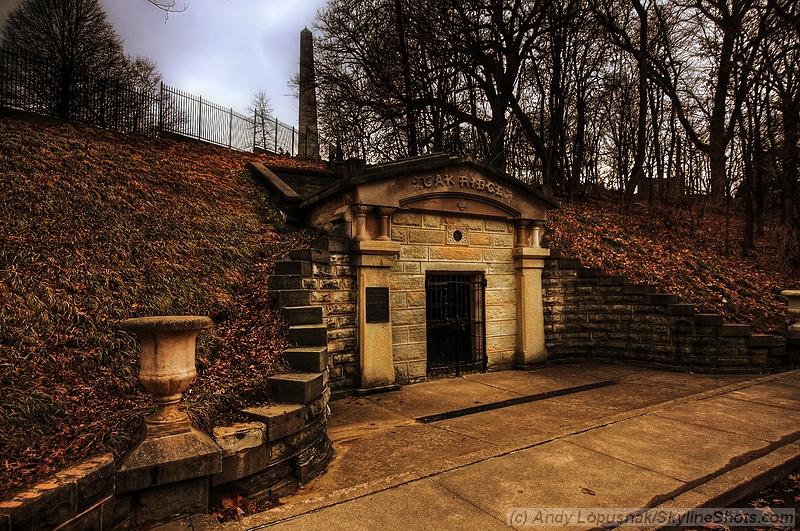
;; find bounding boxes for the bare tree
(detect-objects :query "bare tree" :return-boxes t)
[121,56,163,132]
[314,0,799,271]
[1,0,127,119]
[249,90,274,152]
[145,0,187,14]
[595,0,771,203]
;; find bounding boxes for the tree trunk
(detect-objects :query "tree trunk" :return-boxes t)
[624,0,649,203]
[708,23,737,203]
[571,91,587,200]
[393,0,418,157]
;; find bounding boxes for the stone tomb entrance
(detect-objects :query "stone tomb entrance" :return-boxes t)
[291,154,558,392]
[425,271,486,377]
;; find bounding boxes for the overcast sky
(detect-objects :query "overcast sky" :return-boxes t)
[0,0,327,124]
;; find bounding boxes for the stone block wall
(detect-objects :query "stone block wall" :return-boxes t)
[542,254,787,370]
[389,211,518,383]
[308,239,358,394]
[0,454,117,531]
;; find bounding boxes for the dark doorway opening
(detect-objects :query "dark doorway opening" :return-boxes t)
[425,272,486,377]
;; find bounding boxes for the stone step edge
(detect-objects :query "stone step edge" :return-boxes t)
[281,346,328,373]
[288,248,332,264]
[281,305,324,326]
[267,372,325,405]
[618,439,800,531]
[286,325,328,350]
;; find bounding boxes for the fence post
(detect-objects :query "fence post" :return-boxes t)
[229,107,233,149]
[291,126,295,156]
[274,116,278,153]
[198,95,203,140]
[253,109,257,153]
[159,82,164,134]
[115,81,121,132]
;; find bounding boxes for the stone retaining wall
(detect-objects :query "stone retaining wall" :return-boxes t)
[0,394,332,530]
[542,253,787,370]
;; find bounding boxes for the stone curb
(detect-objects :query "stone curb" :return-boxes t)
[615,439,800,531]
[229,369,800,529]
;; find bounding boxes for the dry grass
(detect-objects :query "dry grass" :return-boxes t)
[0,116,316,497]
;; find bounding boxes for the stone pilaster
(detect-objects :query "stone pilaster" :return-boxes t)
[514,246,550,368]
[352,240,402,392]
[376,207,395,241]
[351,204,371,241]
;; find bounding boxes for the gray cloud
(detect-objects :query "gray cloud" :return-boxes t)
[103,0,328,123]
[1,0,327,124]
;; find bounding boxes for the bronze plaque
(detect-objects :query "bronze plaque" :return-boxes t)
[365,287,390,323]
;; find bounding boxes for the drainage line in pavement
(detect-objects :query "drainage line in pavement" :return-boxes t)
[414,380,619,423]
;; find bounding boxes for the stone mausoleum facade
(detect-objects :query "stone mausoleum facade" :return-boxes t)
[260,154,554,392]
[258,153,789,396]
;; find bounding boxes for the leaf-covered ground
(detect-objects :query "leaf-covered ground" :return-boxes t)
[0,116,318,497]
[730,468,800,531]
[546,199,796,334]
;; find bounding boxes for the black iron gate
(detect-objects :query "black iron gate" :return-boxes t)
[425,273,486,377]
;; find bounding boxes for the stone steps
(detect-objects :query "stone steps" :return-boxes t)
[289,248,331,264]
[310,237,350,254]
[197,238,336,504]
[288,324,328,347]
[270,274,304,290]
[242,403,306,441]
[267,372,324,404]
[262,239,334,407]
[544,253,788,368]
[282,305,323,326]
[277,289,312,307]
[274,260,312,276]
[282,347,328,373]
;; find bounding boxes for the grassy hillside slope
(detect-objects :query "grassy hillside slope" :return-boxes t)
[547,200,795,334]
[0,117,315,496]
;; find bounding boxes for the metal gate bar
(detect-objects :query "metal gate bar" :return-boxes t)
[425,273,486,377]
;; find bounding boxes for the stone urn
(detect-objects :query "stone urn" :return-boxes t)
[782,290,800,363]
[120,315,212,437]
[117,315,220,504]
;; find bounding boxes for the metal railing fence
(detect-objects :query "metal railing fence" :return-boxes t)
[0,47,319,157]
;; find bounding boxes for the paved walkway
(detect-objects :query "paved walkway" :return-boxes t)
[205,364,800,530]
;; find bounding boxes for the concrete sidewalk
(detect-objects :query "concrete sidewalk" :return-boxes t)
[208,365,800,530]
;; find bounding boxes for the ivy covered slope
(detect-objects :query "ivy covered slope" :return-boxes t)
[547,200,794,334]
[0,116,316,497]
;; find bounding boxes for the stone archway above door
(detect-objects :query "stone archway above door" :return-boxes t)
[297,155,556,237]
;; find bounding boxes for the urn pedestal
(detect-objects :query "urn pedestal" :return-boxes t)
[116,316,221,522]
